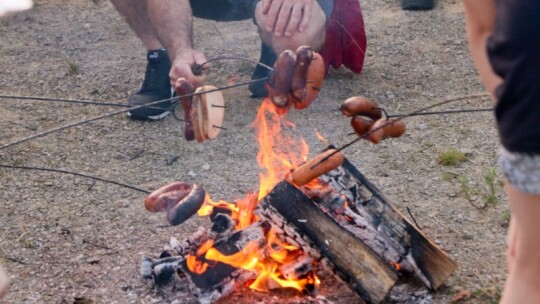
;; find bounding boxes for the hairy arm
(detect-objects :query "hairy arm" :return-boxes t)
[146,0,206,87]
[463,0,502,99]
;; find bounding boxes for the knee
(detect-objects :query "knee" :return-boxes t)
[254,1,327,54]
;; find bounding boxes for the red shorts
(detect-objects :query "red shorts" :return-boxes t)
[321,0,367,74]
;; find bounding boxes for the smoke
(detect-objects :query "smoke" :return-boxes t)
[0,0,33,18]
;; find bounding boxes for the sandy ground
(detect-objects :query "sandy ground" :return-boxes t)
[0,0,507,303]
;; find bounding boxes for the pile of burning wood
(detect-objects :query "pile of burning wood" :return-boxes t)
[140,110,455,303]
[139,46,455,303]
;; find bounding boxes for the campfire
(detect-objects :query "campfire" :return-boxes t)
[141,97,456,303]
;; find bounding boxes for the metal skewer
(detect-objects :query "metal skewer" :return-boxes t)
[0,77,268,151]
[310,93,491,170]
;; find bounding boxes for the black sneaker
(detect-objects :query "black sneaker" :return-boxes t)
[402,0,435,10]
[128,49,173,120]
[249,43,277,98]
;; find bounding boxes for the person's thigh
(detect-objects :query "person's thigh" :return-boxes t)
[190,0,333,23]
[500,183,540,304]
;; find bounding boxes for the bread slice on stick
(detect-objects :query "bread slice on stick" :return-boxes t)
[190,95,205,143]
[197,85,225,140]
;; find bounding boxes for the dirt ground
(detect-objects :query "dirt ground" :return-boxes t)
[0,0,508,303]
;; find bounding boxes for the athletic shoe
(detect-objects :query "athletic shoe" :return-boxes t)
[249,43,277,98]
[402,0,435,10]
[128,49,173,120]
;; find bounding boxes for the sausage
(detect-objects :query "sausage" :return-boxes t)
[351,115,375,136]
[290,149,345,187]
[174,78,196,141]
[340,96,383,120]
[144,182,206,226]
[290,46,313,102]
[366,118,406,144]
[166,184,206,226]
[293,52,325,110]
[266,50,296,108]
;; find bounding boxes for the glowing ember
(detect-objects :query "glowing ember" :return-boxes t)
[189,98,320,293]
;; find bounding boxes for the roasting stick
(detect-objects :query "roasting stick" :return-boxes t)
[0,77,268,151]
[310,93,491,170]
[0,95,132,107]
[386,107,493,118]
[0,164,151,193]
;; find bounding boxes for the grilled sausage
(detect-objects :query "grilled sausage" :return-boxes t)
[144,182,206,226]
[351,115,375,136]
[340,96,382,120]
[290,46,313,102]
[174,78,196,141]
[290,149,345,187]
[267,50,296,108]
[293,52,325,110]
[367,118,406,144]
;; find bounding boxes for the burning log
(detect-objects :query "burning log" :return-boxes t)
[256,153,457,303]
[258,182,397,303]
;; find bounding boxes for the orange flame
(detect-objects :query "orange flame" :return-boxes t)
[190,98,319,293]
[253,99,309,200]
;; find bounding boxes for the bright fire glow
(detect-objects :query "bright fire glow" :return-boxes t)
[188,98,320,293]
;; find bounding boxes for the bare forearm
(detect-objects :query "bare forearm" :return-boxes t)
[147,0,193,59]
[463,0,502,100]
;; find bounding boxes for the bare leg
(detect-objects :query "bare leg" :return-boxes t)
[500,183,540,304]
[109,0,163,50]
[0,265,8,299]
[506,216,517,273]
[254,1,327,54]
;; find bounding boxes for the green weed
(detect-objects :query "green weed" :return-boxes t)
[437,149,468,166]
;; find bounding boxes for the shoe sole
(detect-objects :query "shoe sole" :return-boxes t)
[126,87,174,121]
[127,110,171,121]
[402,0,435,10]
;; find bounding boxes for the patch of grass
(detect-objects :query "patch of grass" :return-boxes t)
[423,142,435,149]
[442,171,456,182]
[483,167,499,206]
[469,286,502,304]
[67,62,81,76]
[458,175,472,201]
[437,149,468,166]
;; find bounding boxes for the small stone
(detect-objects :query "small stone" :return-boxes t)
[87,257,100,264]
[202,163,210,171]
[188,171,197,177]
[462,233,474,240]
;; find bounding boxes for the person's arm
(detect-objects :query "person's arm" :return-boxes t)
[262,0,316,37]
[146,0,207,87]
[463,0,502,99]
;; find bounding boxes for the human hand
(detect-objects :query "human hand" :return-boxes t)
[261,0,315,37]
[169,49,208,88]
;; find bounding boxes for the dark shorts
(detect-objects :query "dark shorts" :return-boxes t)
[189,0,333,22]
[487,1,540,154]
